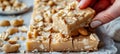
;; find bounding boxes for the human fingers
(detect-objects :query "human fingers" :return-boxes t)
[78,0,92,9]
[90,0,120,28]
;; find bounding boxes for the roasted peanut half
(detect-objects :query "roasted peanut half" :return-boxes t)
[8,37,18,44]
[6,27,19,35]
[0,20,10,26]
[78,27,88,36]
[8,39,17,44]
[18,26,27,32]
[2,44,20,53]
[10,18,24,27]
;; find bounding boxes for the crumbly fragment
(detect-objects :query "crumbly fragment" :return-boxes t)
[4,5,12,12]
[6,27,19,35]
[20,3,27,10]
[20,36,26,41]
[13,1,22,8]
[0,32,9,41]
[13,36,19,40]
[43,23,52,31]
[20,50,25,54]
[2,44,20,53]
[0,7,2,11]
[18,26,28,32]
[0,20,10,26]
[10,18,24,27]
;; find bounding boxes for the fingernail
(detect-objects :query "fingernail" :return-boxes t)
[90,21,102,28]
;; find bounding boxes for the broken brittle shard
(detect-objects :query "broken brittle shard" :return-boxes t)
[26,0,100,52]
[52,2,95,36]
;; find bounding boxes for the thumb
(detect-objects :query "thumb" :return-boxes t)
[90,0,120,28]
[78,0,92,9]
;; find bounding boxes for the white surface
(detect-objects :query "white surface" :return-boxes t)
[102,17,120,54]
[0,0,119,54]
[103,17,120,41]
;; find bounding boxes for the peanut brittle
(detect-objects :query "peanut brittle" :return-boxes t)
[26,0,99,52]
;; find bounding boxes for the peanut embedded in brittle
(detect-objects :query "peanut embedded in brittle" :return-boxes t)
[78,27,88,36]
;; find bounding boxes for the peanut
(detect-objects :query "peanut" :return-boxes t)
[78,27,88,36]
[2,44,20,53]
[6,27,19,35]
[8,39,17,44]
[8,37,18,44]
[0,32,9,41]
[10,18,24,27]
[0,20,10,26]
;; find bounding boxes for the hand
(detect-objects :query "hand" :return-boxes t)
[77,0,120,28]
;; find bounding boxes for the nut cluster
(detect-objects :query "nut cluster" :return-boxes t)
[0,0,27,12]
